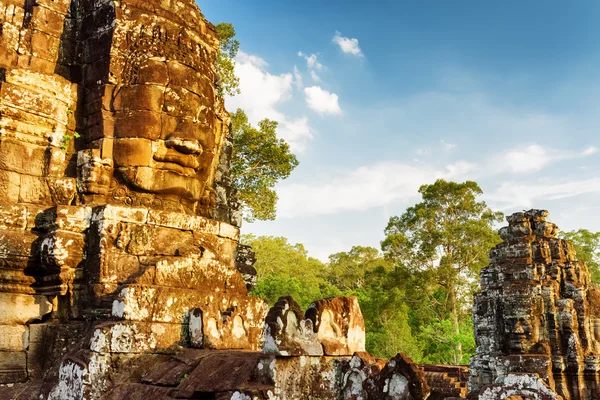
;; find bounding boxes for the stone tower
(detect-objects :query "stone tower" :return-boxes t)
[470,209,600,400]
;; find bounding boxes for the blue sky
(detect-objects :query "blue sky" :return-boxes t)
[198,1,600,260]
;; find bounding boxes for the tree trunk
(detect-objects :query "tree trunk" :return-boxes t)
[448,284,462,364]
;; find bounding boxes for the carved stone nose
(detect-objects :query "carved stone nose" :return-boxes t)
[165,138,203,155]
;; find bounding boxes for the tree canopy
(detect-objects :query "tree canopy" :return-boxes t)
[381,179,503,364]
[243,235,341,309]
[214,24,299,222]
[560,229,600,283]
[230,109,299,222]
[215,22,240,97]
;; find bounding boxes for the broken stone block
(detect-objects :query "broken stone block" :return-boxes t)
[365,353,430,400]
[478,373,563,400]
[0,293,52,325]
[305,296,366,356]
[339,352,385,400]
[263,296,322,356]
[89,322,184,354]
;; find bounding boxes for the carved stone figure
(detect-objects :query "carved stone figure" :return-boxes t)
[470,209,600,400]
[0,1,261,396]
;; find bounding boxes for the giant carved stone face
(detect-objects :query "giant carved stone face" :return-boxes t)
[113,56,216,207]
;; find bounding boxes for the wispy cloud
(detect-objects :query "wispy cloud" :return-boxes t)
[298,51,324,70]
[278,117,314,153]
[277,162,442,218]
[486,178,600,210]
[275,142,598,218]
[583,146,598,155]
[293,65,303,89]
[441,140,456,151]
[304,86,342,115]
[488,144,595,175]
[332,31,364,57]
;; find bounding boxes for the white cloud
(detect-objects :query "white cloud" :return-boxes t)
[277,162,440,218]
[304,86,342,115]
[225,50,315,153]
[279,117,314,153]
[310,70,321,82]
[226,51,293,123]
[489,144,596,175]
[441,140,456,151]
[445,161,477,176]
[332,31,364,57]
[583,146,598,155]
[293,66,303,89]
[235,52,269,69]
[416,147,432,156]
[273,141,598,218]
[298,52,324,70]
[486,178,600,210]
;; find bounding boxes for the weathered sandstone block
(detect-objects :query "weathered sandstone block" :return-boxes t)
[263,296,323,356]
[305,296,366,356]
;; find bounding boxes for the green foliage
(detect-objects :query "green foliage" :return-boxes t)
[244,235,340,309]
[245,180,505,365]
[231,109,299,222]
[420,318,475,365]
[559,229,600,283]
[213,24,298,221]
[326,246,393,292]
[60,131,80,152]
[215,22,240,97]
[355,266,422,361]
[381,179,503,364]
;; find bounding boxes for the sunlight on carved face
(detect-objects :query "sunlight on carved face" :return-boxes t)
[113,57,215,202]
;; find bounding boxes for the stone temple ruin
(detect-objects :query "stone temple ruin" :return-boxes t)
[470,210,600,400]
[0,0,598,399]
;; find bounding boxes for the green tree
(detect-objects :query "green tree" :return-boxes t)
[560,229,600,283]
[355,265,423,361]
[215,22,240,96]
[381,179,503,364]
[243,235,340,309]
[231,109,299,222]
[326,246,392,292]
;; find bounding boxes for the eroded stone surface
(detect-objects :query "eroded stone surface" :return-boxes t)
[470,209,598,399]
[263,296,323,356]
[305,296,366,356]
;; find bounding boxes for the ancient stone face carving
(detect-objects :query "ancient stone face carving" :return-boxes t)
[112,53,216,209]
[98,6,222,215]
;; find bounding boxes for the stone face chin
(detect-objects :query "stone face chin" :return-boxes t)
[117,166,204,201]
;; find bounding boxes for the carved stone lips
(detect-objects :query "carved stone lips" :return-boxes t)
[153,150,200,176]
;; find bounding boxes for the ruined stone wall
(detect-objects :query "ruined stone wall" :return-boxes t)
[470,209,600,400]
[0,0,251,393]
[0,0,79,207]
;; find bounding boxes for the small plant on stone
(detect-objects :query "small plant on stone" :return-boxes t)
[60,131,80,152]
